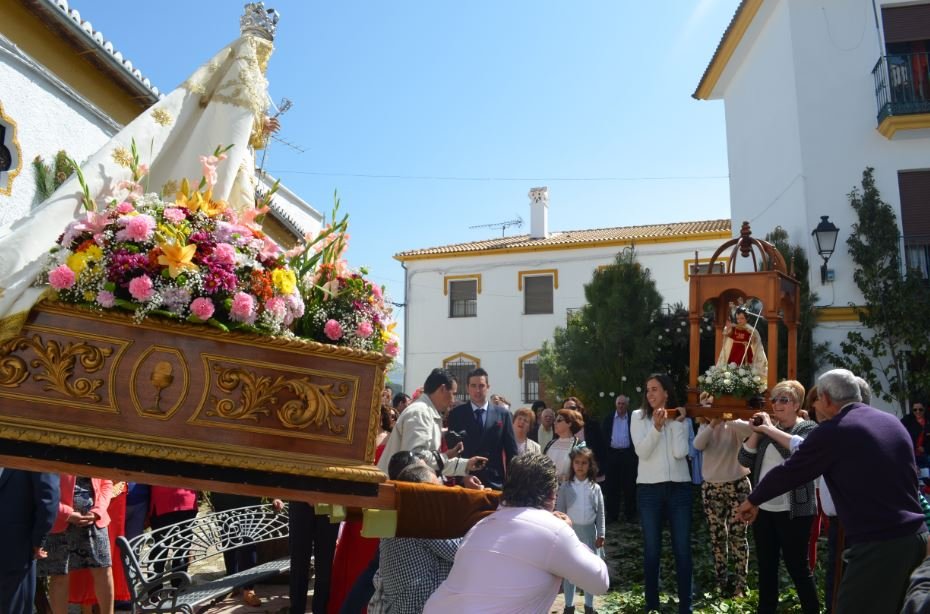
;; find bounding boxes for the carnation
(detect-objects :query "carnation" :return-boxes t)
[163,208,187,223]
[128,275,155,301]
[49,264,76,290]
[229,292,256,323]
[116,214,156,242]
[356,321,374,338]
[324,319,343,340]
[96,290,116,308]
[190,297,215,321]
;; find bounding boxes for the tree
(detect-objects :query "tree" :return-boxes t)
[825,168,930,413]
[538,249,663,416]
[764,226,826,390]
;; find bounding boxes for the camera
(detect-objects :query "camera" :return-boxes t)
[445,429,467,449]
[752,414,765,426]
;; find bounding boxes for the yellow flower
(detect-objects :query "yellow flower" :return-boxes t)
[157,241,198,278]
[272,268,296,295]
[175,187,226,217]
[381,321,397,343]
[84,291,96,301]
[84,245,103,261]
[67,252,89,274]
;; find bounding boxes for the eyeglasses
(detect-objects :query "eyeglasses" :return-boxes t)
[916,407,926,413]
[772,397,793,405]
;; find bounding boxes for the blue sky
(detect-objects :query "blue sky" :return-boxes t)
[84,0,739,344]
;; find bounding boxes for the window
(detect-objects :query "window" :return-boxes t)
[520,352,541,403]
[0,103,21,196]
[898,170,930,278]
[449,279,477,317]
[517,269,557,315]
[684,257,728,281]
[442,353,480,404]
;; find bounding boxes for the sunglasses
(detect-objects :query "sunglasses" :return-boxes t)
[772,397,793,405]
[916,407,926,412]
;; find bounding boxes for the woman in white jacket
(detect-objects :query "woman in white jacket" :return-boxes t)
[631,373,693,614]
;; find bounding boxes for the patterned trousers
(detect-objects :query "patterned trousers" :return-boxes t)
[701,477,751,593]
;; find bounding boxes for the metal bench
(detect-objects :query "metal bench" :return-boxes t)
[116,503,291,613]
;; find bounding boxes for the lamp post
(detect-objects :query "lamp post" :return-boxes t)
[811,215,839,284]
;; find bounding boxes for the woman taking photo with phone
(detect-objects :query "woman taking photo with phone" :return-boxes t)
[631,374,692,614]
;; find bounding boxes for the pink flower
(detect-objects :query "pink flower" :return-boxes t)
[116,201,135,214]
[371,284,383,299]
[264,296,287,321]
[384,341,399,357]
[324,319,343,341]
[229,292,256,323]
[260,235,281,260]
[163,208,186,223]
[190,297,215,320]
[199,153,228,189]
[137,163,150,177]
[212,243,237,267]
[48,264,76,290]
[117,214,156,242]
[356,321,374,338]
[128,275,155,301]
[96,290,115,308]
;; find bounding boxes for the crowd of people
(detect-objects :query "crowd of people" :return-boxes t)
[4,365,930,614]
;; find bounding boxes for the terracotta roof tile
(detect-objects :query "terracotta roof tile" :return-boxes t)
[395,218,731,260]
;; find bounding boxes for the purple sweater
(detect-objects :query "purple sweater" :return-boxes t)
[748,403,925,545]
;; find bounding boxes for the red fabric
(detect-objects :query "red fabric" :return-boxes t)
[52,475,114,533]
[327,442,387,614]
[149,486,197,516]
[808,490,823,571]
[68,489,130,604]
[726,326,754,366]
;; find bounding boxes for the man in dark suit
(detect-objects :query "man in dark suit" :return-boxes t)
[0,468,59,614]
[602,394,638,522]
[448,368,518,490]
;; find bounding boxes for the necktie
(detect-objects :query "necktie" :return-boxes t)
[475,407,485,430]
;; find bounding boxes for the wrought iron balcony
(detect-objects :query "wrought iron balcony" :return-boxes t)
[872,53,930,125]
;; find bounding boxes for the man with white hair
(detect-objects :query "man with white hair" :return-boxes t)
[736,368,927,614]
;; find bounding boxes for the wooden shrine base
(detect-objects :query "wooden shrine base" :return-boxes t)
[0,439,396,511]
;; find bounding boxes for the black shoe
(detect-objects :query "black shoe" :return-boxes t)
[563,608,575,614]
[584,607,597,614]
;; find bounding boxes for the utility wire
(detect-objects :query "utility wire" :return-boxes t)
[267,169,729,183]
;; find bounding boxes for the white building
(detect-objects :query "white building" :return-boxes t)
[0,0,320,242]
[694,0,930,410]
[395,187,730,407]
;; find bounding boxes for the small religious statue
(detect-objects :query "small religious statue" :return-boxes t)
[716,304,768,378]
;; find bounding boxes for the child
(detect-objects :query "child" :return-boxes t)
[555,447,606,614]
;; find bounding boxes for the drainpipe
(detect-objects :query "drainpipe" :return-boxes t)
[401,260,409,393]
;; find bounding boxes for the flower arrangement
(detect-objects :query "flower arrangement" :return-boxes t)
[288,197,398,356]
[39,142,397,357]
[41,142,304,337]
[697,363,767,399]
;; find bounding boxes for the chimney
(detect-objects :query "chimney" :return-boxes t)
[528,186,549,239]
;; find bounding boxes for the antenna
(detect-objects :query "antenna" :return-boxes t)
[258,97,304,174]
[469,216,523,237]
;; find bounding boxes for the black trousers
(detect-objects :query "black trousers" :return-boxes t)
[837,530,927,614]
[752,510,819,614]
[289,502,339,614]
[604,447,637,521]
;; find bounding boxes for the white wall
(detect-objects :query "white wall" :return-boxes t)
[0,41,117,227]
[713,0,930,411]
[403,236,726,406]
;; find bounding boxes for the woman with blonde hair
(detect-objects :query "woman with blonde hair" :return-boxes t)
[738,380,819,614]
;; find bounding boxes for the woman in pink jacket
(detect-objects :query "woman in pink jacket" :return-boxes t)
[148,486,199,578]
[38,475,114,614]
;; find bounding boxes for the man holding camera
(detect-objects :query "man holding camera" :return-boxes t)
[377,368,487,479]
[448,368,518,490]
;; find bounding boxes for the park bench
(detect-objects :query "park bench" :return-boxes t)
[116,503,291,613]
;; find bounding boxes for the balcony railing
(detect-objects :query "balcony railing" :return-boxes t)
[873,53,930,123]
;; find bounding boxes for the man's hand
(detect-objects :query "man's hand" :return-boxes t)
[34,547,48,560]
[466,456,488,472]
[735,499,759,524]
[552,510,573,527]
[595,536,605,549]
[710,418,722,429]
[447,442,464,459]
[462,475,484,490]
[67,511,95,527]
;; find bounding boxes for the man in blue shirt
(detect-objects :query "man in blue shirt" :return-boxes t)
[601,394,638,523]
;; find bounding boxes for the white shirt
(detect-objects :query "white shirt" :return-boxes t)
[630,409,691,484]
[757,444,791,512]
[546,438,575,481]
[423,506,609,614]
[376,396,468,477]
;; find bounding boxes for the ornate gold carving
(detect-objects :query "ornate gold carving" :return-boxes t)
[0,334,112,401]
[150,361,174,412]
[209,366,348,432]
[0,101,23,197]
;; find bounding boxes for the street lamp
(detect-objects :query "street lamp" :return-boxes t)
[811,215,839,284]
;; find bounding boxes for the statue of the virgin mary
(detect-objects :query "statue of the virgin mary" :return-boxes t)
[716,305,768,378]
[0,3,279,342]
